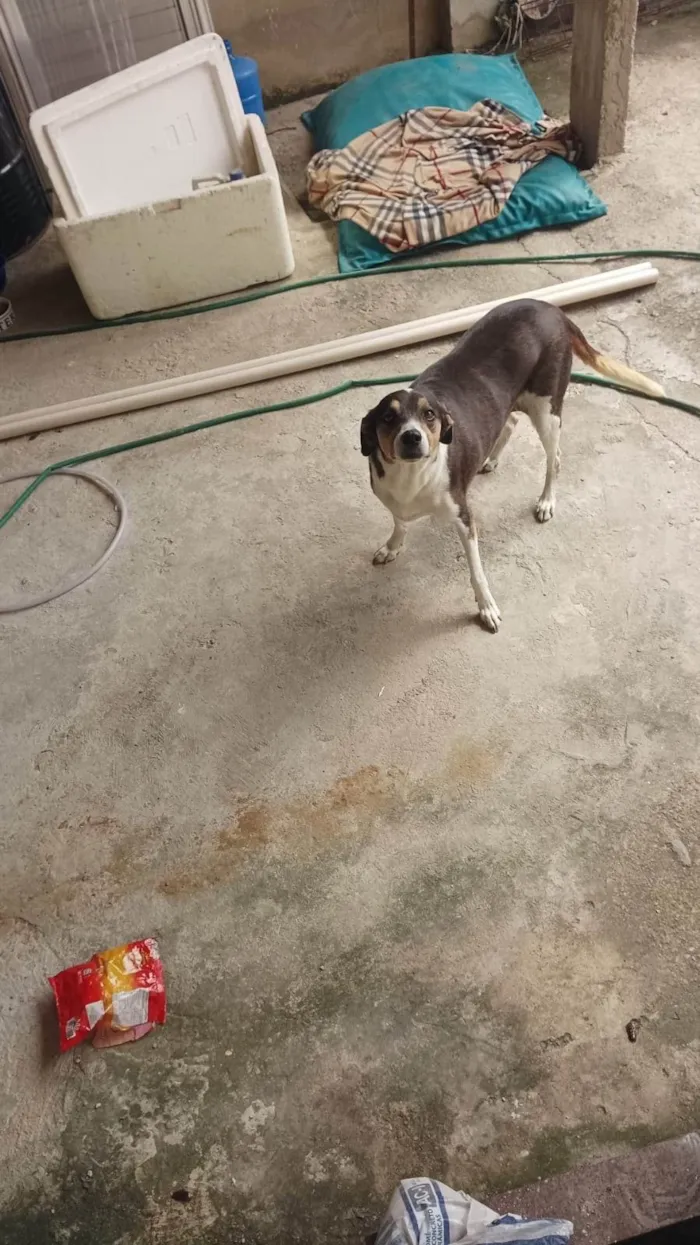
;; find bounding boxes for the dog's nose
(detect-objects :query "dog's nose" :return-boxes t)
[400,428,422,447]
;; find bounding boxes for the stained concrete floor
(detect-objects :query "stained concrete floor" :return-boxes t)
[1,14,700,1245]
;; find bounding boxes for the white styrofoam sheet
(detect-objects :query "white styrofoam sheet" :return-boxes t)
[30,33,247,220]
[56,115,295,319]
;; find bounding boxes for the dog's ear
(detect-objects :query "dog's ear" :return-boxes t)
[360,408,378,457]
[360,401,384,456]
[438,405,454,444]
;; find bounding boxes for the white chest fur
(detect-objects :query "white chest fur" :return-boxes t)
[371,444,457,523]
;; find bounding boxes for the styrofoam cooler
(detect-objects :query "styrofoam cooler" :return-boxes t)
[29,34,294,317]
[55,114,294,319]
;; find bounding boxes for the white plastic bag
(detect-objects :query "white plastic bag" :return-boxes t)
[376,1179,573,1245]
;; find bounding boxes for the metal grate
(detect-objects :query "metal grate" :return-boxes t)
[495,0,699,55]
[0,0,190,107]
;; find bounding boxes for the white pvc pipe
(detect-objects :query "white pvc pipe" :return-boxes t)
[0,263,659,442]
[15,264,656,408]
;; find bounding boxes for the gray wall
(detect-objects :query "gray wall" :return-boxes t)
[209,0,691,103]
[449,0,499,50]
[209,0,449,101]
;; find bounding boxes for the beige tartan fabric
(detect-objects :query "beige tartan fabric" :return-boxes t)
[307,100,579,253]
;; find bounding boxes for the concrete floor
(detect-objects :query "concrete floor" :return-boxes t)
[1,15,700,1244]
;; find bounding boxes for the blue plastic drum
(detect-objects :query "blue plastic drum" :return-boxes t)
[224,40,265,126]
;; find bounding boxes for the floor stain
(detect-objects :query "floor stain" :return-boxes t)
[9,744,499,912]
[218,801,271,851]
[443,739,499,789]
[158,749,498,899]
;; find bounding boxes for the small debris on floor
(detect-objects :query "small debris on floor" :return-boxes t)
[171,1189,191,1204]
[48,937,166,1051]
[378,1178,572,1242]
[540,1032,574,1051]
[626,1018,642,1043]
[669,837,692,867]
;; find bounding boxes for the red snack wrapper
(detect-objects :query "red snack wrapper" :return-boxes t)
[49,937,166,1052]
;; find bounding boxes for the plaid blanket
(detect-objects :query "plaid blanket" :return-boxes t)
[307,100,579,253]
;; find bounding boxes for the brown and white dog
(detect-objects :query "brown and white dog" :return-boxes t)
[360,298,663,632]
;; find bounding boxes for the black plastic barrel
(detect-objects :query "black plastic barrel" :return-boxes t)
[0,78,50,259]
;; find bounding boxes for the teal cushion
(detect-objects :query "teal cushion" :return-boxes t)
[302,53,606,273]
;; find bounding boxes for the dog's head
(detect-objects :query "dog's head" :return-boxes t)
[360,390,453,462]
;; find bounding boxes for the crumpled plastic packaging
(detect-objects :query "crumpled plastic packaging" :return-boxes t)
[49,937,166,1052]
[377,1179,573,1245]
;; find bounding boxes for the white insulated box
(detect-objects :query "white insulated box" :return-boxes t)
[54,115,295,319]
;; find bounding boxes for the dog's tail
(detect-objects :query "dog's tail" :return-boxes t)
[566,316,665,398]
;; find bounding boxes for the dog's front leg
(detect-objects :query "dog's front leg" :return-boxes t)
[454,505,501,632]
[373,516,407,565]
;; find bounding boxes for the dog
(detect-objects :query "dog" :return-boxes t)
[360,298,663,632]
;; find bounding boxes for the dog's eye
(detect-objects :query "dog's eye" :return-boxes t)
[382,409,397,425]
[424,409,436,423]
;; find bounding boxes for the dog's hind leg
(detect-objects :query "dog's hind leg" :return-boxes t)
[454,503,501,632]
[373,517,407,565]
[480,411,519,473]
[519,392,562,523]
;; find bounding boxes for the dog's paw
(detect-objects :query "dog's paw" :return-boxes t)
[373,544,401,565]
[535,497,556,523]
[480,457,498,474]
[478,600,501,633]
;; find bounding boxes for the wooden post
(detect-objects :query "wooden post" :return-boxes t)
[570,0,639,168]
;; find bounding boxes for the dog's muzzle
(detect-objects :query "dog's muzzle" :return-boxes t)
[397,426,427,460]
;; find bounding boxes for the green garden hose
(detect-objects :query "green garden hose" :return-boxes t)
[1,246,699,611]
[1,248,699,344]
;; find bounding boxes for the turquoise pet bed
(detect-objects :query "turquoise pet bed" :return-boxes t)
[302,54,606,273]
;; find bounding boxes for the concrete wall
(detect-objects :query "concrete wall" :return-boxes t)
[210,0,499,102]
[449,0,499,49]
[210,0,447,102]
[210,0,689,103]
